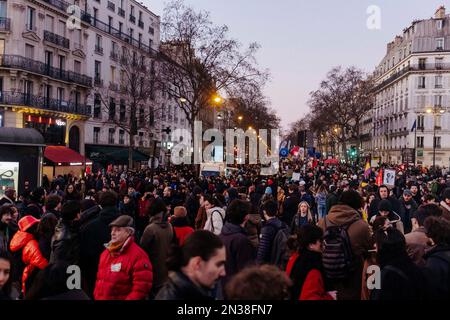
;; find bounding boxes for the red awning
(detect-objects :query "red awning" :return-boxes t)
[44,146,90,165]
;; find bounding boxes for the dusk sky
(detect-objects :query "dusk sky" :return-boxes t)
[144,0,447,130]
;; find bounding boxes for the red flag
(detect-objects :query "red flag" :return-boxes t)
[376,168,383,186]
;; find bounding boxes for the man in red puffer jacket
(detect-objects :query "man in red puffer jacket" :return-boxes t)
[94,215,152,300]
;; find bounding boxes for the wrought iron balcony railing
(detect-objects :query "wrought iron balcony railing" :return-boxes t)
[44,30,70,49]
[0,54,92,87]
[0,91,89,116]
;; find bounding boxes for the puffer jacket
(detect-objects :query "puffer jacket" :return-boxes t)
[256,217,286,264]
[9,230,48,294]
[94,236,153,300]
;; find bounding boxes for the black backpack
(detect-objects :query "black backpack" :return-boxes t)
[322,217,356,280]
[270,223,290,269]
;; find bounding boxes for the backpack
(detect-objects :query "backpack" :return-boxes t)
[270,223,290,269]
[322,217,356,280]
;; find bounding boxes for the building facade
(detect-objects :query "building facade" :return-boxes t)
[373,6,450,167]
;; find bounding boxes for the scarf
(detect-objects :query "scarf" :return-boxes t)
[106,236,131,255]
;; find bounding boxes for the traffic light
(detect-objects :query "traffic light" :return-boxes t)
[350,146,357,158]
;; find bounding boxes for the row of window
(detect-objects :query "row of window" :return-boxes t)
[374,136,442,150]
[93,126,146,145]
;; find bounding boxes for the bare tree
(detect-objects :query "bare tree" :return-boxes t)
[156,0,269,163]
[95,50,161,168]
[308,66,373,161]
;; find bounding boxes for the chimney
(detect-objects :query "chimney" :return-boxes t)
[435,5,446,19]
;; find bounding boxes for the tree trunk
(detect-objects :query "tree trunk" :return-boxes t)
[128,134,134,170]
[342,131,348,162]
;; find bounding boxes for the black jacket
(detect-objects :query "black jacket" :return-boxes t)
[50,219,80,265]
[370,255,428,300]
[399,198,418,234]
[424,245,450,299]
[79,205,119,296]
[282,193,300,226]
[155,271,215,300]
[369,196,402,220]
[256,218,286,264]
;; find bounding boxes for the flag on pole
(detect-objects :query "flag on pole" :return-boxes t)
[411,120,417,132]
[376,168,383,186]
[364,160,371,178]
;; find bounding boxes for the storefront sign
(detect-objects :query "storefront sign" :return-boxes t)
[0,162,19,196]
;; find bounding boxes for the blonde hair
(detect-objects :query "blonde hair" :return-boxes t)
[298,201,314,223]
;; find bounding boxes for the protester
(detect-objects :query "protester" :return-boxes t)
[290,201,314,234]
[203,195,226,236]
[0,188,16,206]
[156,230,226,300]
[1,205,18,253]
[399,189,418,234]
[9,215,49,296]
[226,264,291,300]
[170,206,194,246]
[282,184,301,225]
[370,228,428,300]
[370,200,404,234]
[94,215,152,300]
[0,251,12,300]
[140,197,174,298]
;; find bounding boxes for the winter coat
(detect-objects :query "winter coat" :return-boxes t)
[405,227,431,267]
[287,250,333,301]
[203,207,226,235]
[140,213,174,293]
[369,196,402,220]
[439,201,450,221]
[0,195,15,206]
[170,216,194,245]
[9,230,48,294]
[290,213,313,234]
[370,255,428,300]
[282,193,300,226]
[423,245,450,299]
[256,217,286,264]
[219,222,256,287]
[399,198,418,234]
[94,236,153,300]
[155,271,215,301]
[317,204,371,300]
[79,205,120,296]
[184,194,200,227]
[0,221,17,253]
[50,219,80,265]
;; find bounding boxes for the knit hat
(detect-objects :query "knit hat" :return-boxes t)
[18,215,40,232]
[378,199,392,212]
[265,187,272,195]
[403,189,413,196]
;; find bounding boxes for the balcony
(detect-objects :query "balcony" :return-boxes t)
[118,8,125,17]
[138,20,144,29]
[0,91,89,116]
[94,76,104,87]
[0,54,92,87]
[110,51,119,61]
[107,1,115,12]
[0,18,11,32]
[95,45,104,55]
[130,15,136,23]
[44,30,70,50]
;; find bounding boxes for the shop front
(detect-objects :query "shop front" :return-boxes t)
[43,146,92,179]
[0,127,45,196]
[85,144,150,172]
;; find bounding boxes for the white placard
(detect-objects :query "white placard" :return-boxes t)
[383,169,396,187]
[292,172,301,181]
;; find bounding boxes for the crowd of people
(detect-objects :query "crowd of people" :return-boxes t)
[1,159,450,300]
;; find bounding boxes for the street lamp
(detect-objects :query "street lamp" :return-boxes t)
[238,115,243,121]
[426,106,446,168]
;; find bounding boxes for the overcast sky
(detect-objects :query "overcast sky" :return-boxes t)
[143,0,446,130]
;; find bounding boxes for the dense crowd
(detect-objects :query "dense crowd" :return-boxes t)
[1,160,450,300]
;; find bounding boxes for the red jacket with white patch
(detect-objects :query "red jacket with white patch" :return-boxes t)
[94,236,153,300]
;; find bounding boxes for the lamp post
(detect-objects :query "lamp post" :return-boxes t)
[426,106,446,169]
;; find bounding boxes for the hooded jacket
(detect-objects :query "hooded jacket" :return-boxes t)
[256,217,286,264]
[94,236,153,300]
[317,204,371,300]
[9,229,48,294]
[370,211,404,234]
[219,222,256,287]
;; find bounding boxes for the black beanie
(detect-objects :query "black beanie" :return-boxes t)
[378,199,392,212]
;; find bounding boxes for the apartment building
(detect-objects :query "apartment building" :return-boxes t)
[372,6,450,167]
